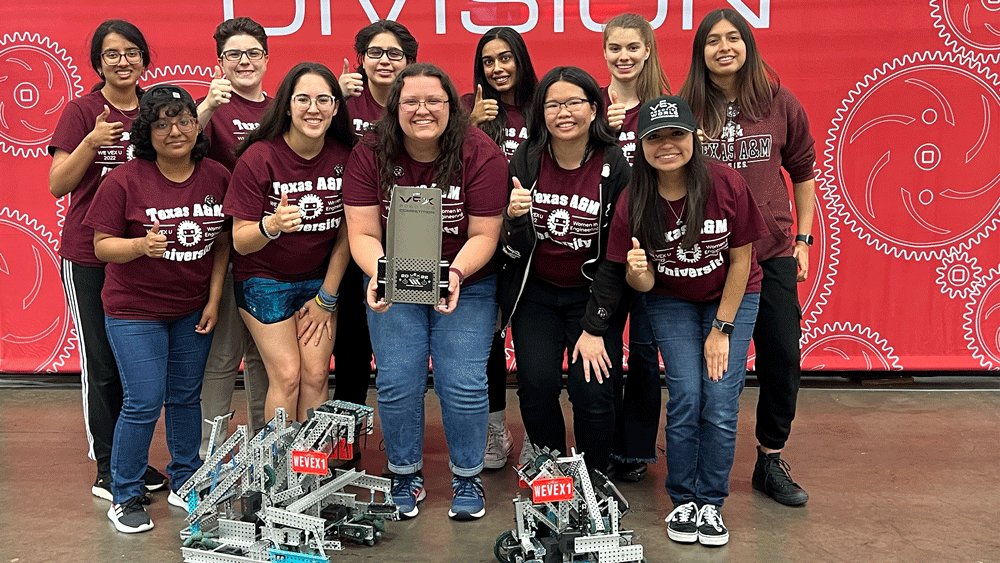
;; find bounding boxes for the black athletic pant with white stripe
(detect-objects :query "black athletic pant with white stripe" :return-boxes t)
[62,259,121,478]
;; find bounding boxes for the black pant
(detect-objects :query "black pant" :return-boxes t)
[612,295,662,463]
[332,259,375,406]
[753,256,802,450]
[512,279,625,472]
[62,259,121,477]
[487,331,508,412]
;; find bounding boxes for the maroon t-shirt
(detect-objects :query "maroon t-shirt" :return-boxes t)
[602,86,640,166]
[200,93,269,172]
[224,136,351,282]
[530,150,604,287]
[342,127,507,285]
[607,162,769,302]
[346,87,384,137]
[459,93,529,163]
[699,86,816,261]
[83,158,230,320]
[48,90,139,266]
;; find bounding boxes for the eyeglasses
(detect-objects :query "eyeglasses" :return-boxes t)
[365,47,405,61]
[399,98,448,112]
[151,117,197,136]
[292,94,335,109]
[101,49,143,65]
[220,48,266,62]
[543,98,589,115]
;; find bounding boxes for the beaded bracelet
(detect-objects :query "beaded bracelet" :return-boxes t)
[259,216,280,240]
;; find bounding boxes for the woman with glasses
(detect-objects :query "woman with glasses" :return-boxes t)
[601,95,767,546]
[679,8,816,507]
[47,19,169,504]
[339,19,418,136]
[600,12,672,484]
[460,26,539,470]
[83,84,231,533]
[498,66,630,476]
[343,63,506,521]
[195,17,271,456]
[223,62,355,423]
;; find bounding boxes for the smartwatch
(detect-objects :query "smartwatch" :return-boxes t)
[795,234,814,246]
[712,318,735,335]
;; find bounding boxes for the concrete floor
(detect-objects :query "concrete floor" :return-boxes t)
[0,381,998,563]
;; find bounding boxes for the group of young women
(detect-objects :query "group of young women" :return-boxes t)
[50,9,816,546]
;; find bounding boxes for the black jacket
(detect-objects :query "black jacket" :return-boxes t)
[498,141,631,335]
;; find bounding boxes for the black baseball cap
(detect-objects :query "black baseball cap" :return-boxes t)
[636,95,697,139]
[140,84,196,111]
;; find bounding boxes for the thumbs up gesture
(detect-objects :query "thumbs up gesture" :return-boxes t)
[338,58,364,99]
[626,237,648,277]
[142,219,168,258]
[507,177,531,218]
[206,66,233,109]
[86,105,124,149]
[606,89,626,132]
[469,84,498,126]
[273,189,302,233]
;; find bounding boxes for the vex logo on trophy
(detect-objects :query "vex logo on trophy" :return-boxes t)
[378,186,451,305]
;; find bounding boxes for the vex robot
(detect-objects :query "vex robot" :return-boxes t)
[176,400,398,563]
[495,448,645,563]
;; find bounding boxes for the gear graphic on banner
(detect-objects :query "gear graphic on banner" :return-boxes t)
[963,266,1000,369]
[0,32,83,158]
[139,64,213,100]
[823,51,1000,261]
[936,249,984,299]
[929,0,1000,64]
[0,208,76,372]
[799,181,841,332]
[800,322,902,371]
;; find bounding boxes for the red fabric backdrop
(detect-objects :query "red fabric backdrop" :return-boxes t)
[1,1,998,373]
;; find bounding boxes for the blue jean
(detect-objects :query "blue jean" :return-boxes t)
[106,310,211,503]
[366,275,497,477]
[644,292,759,507]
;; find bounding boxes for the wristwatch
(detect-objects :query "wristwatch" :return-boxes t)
[712,318,735,335]
[795,234,814,246]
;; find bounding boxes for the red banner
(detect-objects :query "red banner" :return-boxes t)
[2,1,999,373]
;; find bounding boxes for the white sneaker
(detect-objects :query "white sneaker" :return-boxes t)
[484,411,514,469]
[517,433,539,467]
[168,489,190,512]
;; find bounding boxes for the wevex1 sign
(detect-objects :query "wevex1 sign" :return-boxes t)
[291,450,328,475]
[531,476,574,503]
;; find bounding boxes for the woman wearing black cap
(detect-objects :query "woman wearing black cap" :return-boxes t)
[597,95,767,546]
[84,84,231,533]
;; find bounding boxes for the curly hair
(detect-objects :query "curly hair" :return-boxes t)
[371,63,468,197]
[131,85,208,162]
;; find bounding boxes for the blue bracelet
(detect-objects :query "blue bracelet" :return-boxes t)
[317,286,338,306]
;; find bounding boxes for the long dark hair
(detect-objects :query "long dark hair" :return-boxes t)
[372,63,468,196]
[471,27,537,146]
[603,13,671,101]
[131,86,208,162]
[678,8,779,138]
[526,66,617,164]
[631,133,712,250]
[89,20,150,94]
[352,19,419,79]
[235,62,355,158]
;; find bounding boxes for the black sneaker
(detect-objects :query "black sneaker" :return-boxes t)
[664,501,698,543]
[92,475,113,502]
[142,465,168,492]
[696,504,728,546]
[614,461,648,483]
[93,475,151,505]
[752,447,809,506]
[107,496,154,533]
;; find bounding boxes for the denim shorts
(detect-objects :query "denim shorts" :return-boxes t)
[235,277,323,324]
